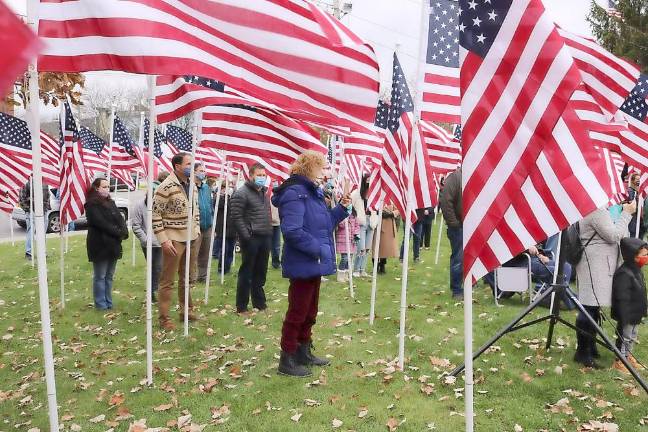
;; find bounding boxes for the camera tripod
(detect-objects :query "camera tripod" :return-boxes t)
[449,278,648,394]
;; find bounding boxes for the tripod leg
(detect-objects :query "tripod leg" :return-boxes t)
[545,291,558,350]
[450,285,557,377]
[569,294,648,394]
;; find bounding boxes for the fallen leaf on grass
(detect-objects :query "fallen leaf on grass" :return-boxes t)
[386,417,399,431]
[109,392,125,406]
[89,415,105,424]
[358,408,368,418]
[154,403,173,412]
[291,413,302,422]
[332,418,343,428]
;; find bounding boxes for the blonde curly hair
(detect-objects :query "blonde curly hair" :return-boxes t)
[290,151,327,180]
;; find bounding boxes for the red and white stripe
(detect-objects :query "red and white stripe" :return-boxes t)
[0,131,60,193]
[39,0,380,131]
[0,188,19,215]
[200,105,326,181]
[40,131,61,188]
[341,126,384,163]
[421,63,460,124]
[420,121,461,174]
[558,27,640,115]
[196,146,225,178]
[601,148,627,205]
[462,0,586,281]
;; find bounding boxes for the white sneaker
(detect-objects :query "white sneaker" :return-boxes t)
[352,272,361,278]
[336,270,349,283]
[360,272,370,278]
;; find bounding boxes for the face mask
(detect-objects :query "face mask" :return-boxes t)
[196,173,206,181]
[636,256,648,267]
[608,204,622,222]
[98,189,110,198]
[346,204,353,214]
[182,167,191,177]
[254,176,266,187]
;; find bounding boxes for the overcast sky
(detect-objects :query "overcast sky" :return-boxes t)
[6,0,606,118]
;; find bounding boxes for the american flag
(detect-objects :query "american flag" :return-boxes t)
[38,0,380,132]
[619,75,648,167]
[80,126,136,189]
[460,0,594,281]
[368,55,436,219]
[601,148,627,205]
[201,105,326,181]
[421,0,460,124]
[166,125,225,178]
[0,113,38,194]
[140,118,169,177]
[0,113,61,194]
[59,102,88,225]
[112,116,143,172]
[0,188,19,215]
[606,0,623,19]
[558,27,640,115]
[340,126,384,163]
[0,1,40,95]
[419,120,461,174]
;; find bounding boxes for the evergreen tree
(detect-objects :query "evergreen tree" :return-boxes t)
[587,0,648,73]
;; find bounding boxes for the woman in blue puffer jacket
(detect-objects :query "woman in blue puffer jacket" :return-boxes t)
[271,151,351,377]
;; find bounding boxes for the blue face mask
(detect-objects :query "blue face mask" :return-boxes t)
[609,204,623,222]
[346,204,353,214]
[254,176,266,187]
[196,172,206,181]
[182,167,191,177]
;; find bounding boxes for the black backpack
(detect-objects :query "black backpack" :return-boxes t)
[562,222,596,266]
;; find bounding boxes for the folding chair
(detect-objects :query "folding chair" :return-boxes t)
[493,253,532,306]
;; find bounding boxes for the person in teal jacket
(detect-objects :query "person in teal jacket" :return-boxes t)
[195,163,215,282]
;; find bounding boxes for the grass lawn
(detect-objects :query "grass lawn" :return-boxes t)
[1,223,648,432]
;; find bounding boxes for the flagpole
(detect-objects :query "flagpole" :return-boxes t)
[340,153,355,297]
[144,76,156,385]
[130,172,137,266]
[220,163,231,285]
[205,160,225,303]
[230,169,240,268]
[30,176,35,267]
[107,106,115,195]
[26,1,59,429]
[9,213,14,246]
[397,0,431,371]
[59,224,65,309]
[184,112,201,337]
[369,196,384,325]
[434,215,444,265]
[636,196,643,238]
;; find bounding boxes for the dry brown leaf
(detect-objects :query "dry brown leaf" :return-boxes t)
[108,392,125,406]
[332,418,343,428]
[290,413,302,422]
[386,417,399,431]
[88,415,105,424]
[358,408,369,418]
[153,403,173,412]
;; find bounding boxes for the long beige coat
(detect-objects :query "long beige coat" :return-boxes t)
[576,208,632,306]
[374,206,399,258]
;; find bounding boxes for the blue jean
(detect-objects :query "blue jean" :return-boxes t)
[92,259,117,309]
[271,226,282,268]
[531,257,572,286]
[447,226,463,295]
[141,246,162,295]
[25,214,47,256]
[400,220,424,260]
[213,236,236,274]
[339,253,350,271]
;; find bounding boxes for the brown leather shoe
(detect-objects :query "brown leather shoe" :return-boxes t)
[160,319,176,331]
[628,355,644,370]
[612,359,631,375]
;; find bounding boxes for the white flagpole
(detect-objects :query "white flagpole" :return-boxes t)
[205,161,225,303]
[230,169,240,268]
[434,216,444,265]
[463,273,474,431]
[397,0,431,370]
[369,196,384,325]
[220,163,231,285]
[30,176,35,267]
[636,196,642,238]
[132,171,140,266]
[107,106,115,194]
[552,232,563,285]
[27,0,59,428]
[59,225,65,309]
[9,213,14,246]
[340,158,354,297]
[183,112,201,337]
[144,76,156,385]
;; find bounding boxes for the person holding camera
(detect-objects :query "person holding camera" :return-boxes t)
[574,200,636,368]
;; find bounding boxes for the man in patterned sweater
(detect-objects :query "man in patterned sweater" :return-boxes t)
[152,152,201,330]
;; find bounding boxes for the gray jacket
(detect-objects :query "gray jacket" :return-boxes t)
[576,208,631,307]
[440,168,462,228]
[230,181,273,241]
[131,199,160,248]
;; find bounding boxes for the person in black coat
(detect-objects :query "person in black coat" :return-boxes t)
[85,178,129,310]
[611,237,648,373]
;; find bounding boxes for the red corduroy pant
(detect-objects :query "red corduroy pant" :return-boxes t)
[280,277,321,353]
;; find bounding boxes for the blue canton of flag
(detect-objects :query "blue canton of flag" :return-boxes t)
[621,74,648,122]
[79,127,106,154]
[113,116,137,157]
[452,124,462,143]
[142,119,166,158]
[374,100,390,129]
[0,112,31,151]
[166,125,193,152]
[184,75,226,92]
[428,0,460,68]
[60,101,79,146]
[386,57,414,132]
[459,0,511,57]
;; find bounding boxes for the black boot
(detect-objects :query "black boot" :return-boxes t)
[278,351,312,377]
[574,328,602,369]
[295,342,330,367]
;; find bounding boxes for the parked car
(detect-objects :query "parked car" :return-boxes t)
[110,176,137,192]
[12,188,129,233]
